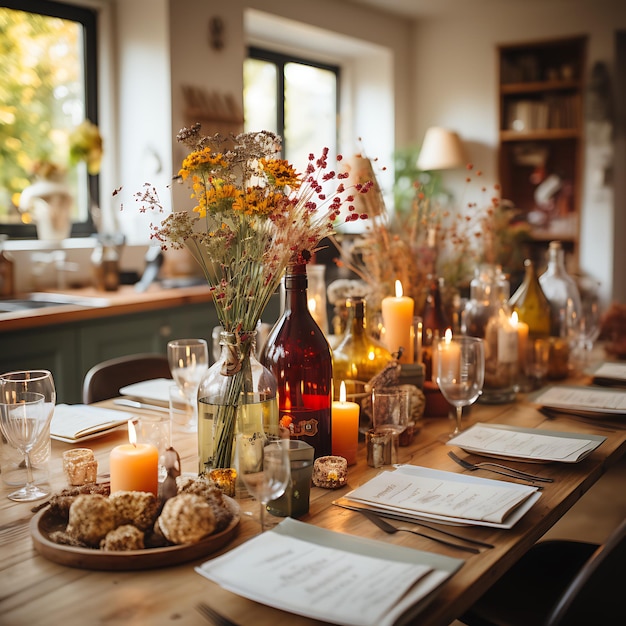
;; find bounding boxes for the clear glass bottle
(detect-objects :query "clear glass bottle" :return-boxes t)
[333,296,392,431]
[539,241,582,337]
[463,264,517,403]
[91,234,121,292]
[197,330,278,474]
[539,241,582,378]
[262,263,333,458]
[462,264,511,338]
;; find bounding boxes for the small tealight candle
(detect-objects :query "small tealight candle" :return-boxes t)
[381,280,415,363]
[331,381,360,465]
[110,421,159,495]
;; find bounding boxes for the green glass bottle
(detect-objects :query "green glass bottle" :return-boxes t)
[509,259,551,338]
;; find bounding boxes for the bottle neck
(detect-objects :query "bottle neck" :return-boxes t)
[345,298,367,336]
[283,265,310,312]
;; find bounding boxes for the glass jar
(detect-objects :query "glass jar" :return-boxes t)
[463,264,517,403]
[197,330,278,473]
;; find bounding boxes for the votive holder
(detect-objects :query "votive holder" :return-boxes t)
[62,448,98,486]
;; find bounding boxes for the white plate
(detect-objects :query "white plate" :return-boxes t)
[448,423,606,463]
[119,378,174,404]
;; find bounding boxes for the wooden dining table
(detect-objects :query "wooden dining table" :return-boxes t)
[1,368,626,626]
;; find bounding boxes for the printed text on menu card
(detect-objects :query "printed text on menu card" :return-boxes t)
[449,425,593,460]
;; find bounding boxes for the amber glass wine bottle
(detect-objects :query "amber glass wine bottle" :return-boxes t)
[509,259,551,338]
[261,263,333,458]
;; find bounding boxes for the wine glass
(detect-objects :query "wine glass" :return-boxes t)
[436,336,485,439]
[0,369,56,492]
[235,432,290,532]
[167,338,209,431]
[0,370,56,501]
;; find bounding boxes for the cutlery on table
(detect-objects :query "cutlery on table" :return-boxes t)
[447,450,553,484]
[113,398,172,413]
[196,602,239,626]
[538,407,622,431]
[354,508,481,554]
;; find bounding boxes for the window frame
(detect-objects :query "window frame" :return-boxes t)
[246,46,341,158]
[0,0,99,239]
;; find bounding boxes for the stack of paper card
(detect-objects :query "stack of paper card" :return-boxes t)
[448,423,605,463]
[533,385,626,415]
[341,465,540,529]
[51,404,133,443]
[119,378,173,405]
[592,362,626,388]
[196,518,463,626]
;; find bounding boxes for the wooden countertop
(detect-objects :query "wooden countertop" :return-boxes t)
[0,284,213,333]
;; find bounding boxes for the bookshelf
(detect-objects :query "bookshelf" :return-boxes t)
[497,35,587,269]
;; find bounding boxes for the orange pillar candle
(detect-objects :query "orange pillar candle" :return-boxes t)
[382,280,415,363]
[110,421,159,495]
[331,381,360,465]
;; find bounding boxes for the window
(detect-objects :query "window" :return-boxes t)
[0,0,98,238]
[244,47,339,172]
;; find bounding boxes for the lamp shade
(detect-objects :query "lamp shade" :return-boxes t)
[416,127,468,171]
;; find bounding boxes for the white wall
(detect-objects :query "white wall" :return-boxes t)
[411,0,626,305]
[115,0,172,244]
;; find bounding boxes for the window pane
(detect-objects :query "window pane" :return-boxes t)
[284,62,337,172]
[0,6,88,228]
[243,58,278,135]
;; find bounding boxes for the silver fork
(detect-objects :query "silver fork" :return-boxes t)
[448,450,554,483]
[356,508,481,553]
[196,602,239,626]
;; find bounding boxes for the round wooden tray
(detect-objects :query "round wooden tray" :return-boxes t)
[30,496,240,571]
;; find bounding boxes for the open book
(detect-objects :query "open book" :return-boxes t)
[51,404,132,443]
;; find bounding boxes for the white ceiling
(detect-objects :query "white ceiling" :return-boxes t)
[340,0,585,19]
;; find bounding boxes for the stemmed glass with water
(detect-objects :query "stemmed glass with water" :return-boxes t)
[436,335,485,439]
[235,432,290,532]
[167,339,209,431]
[0,370,56,501]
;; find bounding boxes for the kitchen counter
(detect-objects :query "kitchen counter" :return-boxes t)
[0,284,213,333]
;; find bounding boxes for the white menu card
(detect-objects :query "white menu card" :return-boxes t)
[533,385,626,414]
[448,423,605,462]
[196,518,462,626]
[345,466,539,526]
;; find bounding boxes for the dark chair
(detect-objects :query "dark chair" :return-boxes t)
[460,518,626,626]
[82,353,171,404]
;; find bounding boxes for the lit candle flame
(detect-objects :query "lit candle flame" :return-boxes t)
[128,420,137,447]
[340,380,347,403]
[444,328,453,344]
[395,280,403,298]
[511,311,519,325]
